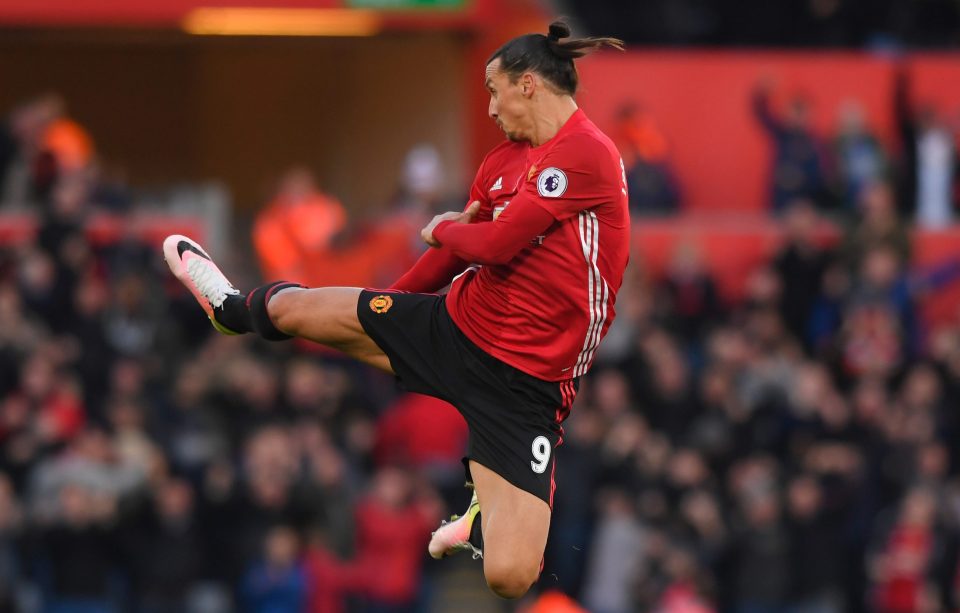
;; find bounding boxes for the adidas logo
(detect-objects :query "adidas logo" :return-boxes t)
[490,176,503,192]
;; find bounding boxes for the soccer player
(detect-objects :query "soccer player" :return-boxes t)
[164,21,627,599]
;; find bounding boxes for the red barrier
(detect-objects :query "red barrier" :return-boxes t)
[633,216,960,329]
[633,215,839,300]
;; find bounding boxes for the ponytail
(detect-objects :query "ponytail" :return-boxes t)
[545,20,624,60]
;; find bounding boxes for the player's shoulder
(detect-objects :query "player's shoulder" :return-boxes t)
[551,117,619,169]
[543,134,619,192]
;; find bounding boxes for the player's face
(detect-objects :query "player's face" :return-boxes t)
[485,59,531,143]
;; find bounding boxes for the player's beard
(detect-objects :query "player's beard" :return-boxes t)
[497,119,524,143]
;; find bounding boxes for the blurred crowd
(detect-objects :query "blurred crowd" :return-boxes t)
[547,194,960,613]
[618,66,960,224]
[0,163,463,613]
[0,96,469,613]
[2,77,960,613]
[749,68,958,225]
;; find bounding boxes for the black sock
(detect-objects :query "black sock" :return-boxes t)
[215,294,253,333]
[248,281,304,341]
[469,511,484,551]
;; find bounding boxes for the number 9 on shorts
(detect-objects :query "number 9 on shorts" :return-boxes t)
[530,436,552,474]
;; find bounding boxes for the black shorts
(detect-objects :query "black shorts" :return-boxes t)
[357,290,578,506]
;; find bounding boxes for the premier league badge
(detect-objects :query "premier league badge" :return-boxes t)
[537,167,568,198]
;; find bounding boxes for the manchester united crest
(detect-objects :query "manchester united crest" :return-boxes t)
[369,294,394,314]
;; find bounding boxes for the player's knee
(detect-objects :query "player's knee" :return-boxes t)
[266,290,300,334]
[486,575,534,599]
[267,288,319,335]
[484,562,537,599]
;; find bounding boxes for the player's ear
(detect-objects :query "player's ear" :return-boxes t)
[520,72,536,98]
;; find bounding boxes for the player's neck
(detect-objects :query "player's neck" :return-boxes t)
[528,97,579,147]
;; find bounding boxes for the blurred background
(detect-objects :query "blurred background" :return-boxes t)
[2,1,960,612]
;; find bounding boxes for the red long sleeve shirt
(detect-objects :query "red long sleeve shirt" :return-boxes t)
[392,109,629,381]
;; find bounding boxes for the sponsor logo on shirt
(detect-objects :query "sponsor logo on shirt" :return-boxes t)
[537,167,568,198]
[490,176,503,192]
[369,294,394,314]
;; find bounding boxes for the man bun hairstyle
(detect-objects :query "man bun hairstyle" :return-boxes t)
[546,21,569,43]
[488,20,624,96]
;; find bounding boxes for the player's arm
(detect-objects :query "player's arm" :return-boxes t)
[425,195,555,266]
[389,158,493,292]
[388,199,481,292]
[422,137,616,266]
[389,247,469,293]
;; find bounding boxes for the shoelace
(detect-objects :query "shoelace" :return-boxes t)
[186,257,239,308]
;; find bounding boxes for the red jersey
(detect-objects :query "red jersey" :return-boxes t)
[441,109,630,381]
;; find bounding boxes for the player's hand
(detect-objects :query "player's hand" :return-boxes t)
[421,201,481,247]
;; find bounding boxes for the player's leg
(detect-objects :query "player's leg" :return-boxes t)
[266,286,391,372]
[166,232,549,601]
[425,333,570,599]
[470,461,551,599]
[163,234,391,373]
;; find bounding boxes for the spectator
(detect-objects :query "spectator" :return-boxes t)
[895,67,956,227]
[11,353,85,450]
[785,474,845,613]
[657,242,723,348]
[352,467,439,612]
[103,273,161,360]
[157,366,227,482]
[252,167,347,284]
[373,394,467,471]
[654,547,716,613]
[914,105,956,229]
[838,244,916,378]
[129,478,205,613]
[833,100,888,211]
[753,79,828,213]
[240,525,308,613]
[729,476,791,613]
[229,426,312,571]
[581,491,648,613]
[841,179,911,274]
[615,102,681,215]
[28,428,145,522]
[36,484,120,613]
[69,273,113,409]
[546,404,606,587]
[386,144,448,236]
[0,94,62,206]
[773,199,833,348]
[41,118,94,177]
[868,488,946,613]
[373,393,468,508]
[302,535,357,613]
